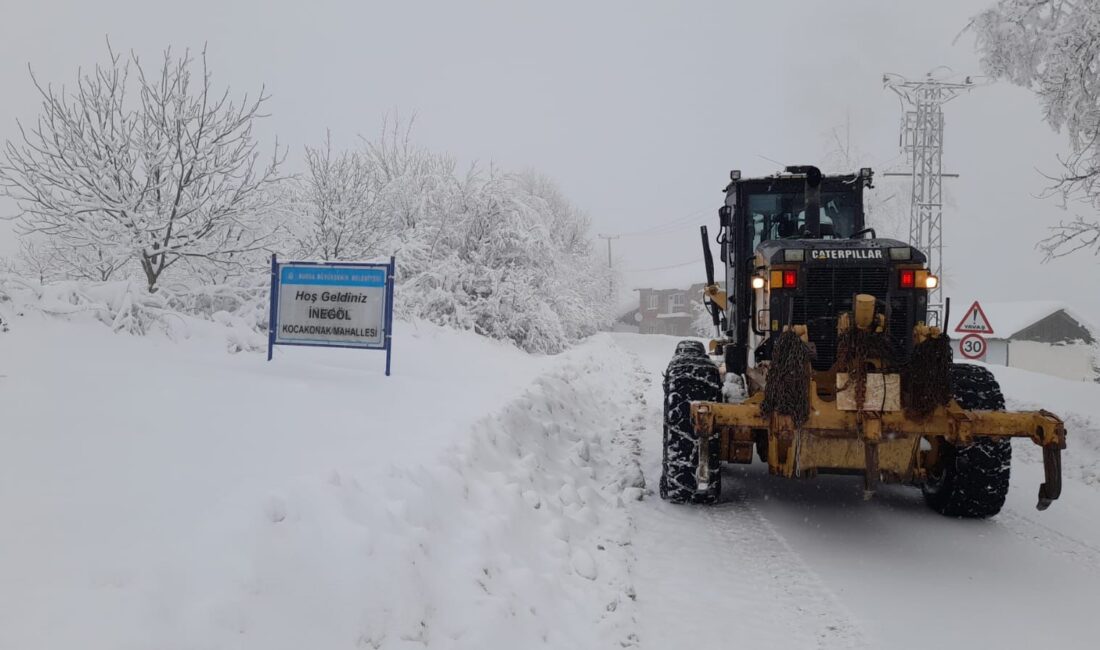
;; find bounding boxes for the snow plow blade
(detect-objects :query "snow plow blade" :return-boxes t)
[691,393,1067,511]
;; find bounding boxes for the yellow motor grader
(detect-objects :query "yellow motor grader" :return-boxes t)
[660,166,1065,517]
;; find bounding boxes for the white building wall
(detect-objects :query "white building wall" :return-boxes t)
[984,339,1009,366]
[1007,341,1096,382]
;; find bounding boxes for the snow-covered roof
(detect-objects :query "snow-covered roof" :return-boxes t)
[948,299,1095,339]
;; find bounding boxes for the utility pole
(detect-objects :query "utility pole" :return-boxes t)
[597,234,619,298]
[883,72,974,326]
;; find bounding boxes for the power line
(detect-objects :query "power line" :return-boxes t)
[609,204,714,239]
[620,221,703,238]
[621,259,699,273]
[756,153,788,168]
[599,204,715,278]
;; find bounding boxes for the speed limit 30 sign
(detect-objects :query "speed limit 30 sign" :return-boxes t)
[959,333,987,360]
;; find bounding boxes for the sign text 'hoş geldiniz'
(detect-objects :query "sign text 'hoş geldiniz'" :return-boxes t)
[267,255,395,376]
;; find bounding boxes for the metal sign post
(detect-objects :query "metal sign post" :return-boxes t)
[267,254,396,376]
[385,256,395,376]
[268,253,279,362]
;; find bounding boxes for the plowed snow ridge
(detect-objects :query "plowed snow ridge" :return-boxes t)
[0,315,653,650]
[150,339,653,649]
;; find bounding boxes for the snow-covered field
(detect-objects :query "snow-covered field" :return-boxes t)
[2,310,1099,649]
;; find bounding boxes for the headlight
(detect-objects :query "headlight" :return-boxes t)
[784,249,805,262]
[751,275,766,290]
[889,246,911,261]
[925,274,939,289]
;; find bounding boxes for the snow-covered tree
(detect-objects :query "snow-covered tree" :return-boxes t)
[972,1,1100,258]
[292,130,398,262]
[349,121,612,353]
[15,238,59,283]
[0,43,284,292]
[820,121,909,240]
[691,296,715,337]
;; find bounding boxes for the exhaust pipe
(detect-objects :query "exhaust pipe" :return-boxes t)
[700,226,721,332]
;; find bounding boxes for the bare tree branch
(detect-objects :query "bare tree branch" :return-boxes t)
[0,42,285,291]
[972,0,1100,258]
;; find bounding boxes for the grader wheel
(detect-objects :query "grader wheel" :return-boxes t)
[660,351,722,504]
[673,339,708,358]
[922,364,1012,518]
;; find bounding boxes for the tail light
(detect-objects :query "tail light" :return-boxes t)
[769,269,799,288]
[899,269,915,288]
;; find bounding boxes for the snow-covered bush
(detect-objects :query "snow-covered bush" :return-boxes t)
[0,273,267,352]
[396,170,611,353]
[0,275,173,336]
[293,125,614,354]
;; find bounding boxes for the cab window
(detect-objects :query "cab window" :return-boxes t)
[746,191,859,250]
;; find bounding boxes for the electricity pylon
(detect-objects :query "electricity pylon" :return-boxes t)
[883,72,974,324]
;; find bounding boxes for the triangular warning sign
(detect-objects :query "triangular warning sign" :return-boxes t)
[955,301,995,334]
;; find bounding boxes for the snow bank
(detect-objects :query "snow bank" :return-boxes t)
[986,362,1100,487]
[0,298,646,649]
[149,339,644,650]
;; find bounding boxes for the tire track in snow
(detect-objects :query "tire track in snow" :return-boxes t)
[711,480,868,649]
[996,509,1100,573]
[619,344,868,649]
[997,411,1100,571]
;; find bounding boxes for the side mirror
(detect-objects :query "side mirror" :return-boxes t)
[718,205,732,229]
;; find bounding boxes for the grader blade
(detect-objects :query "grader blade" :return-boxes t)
[691,396,1067,511]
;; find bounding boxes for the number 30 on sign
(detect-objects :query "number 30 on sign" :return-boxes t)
[959,333,987,360]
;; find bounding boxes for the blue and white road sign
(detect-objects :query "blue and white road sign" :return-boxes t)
[267,255,395,375]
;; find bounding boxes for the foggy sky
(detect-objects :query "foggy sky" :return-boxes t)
[1,0,1096,324]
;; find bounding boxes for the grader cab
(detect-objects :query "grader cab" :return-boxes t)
[659,166,1066,518]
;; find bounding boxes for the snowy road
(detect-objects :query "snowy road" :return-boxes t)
[2,313,1099,649]
[617,333,1100,650]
